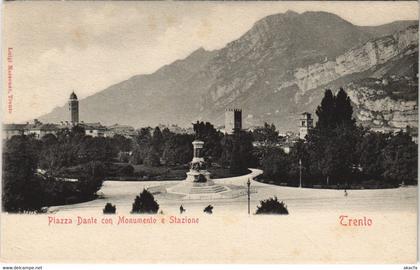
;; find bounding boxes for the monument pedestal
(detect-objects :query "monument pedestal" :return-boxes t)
[165,140,230,198]
[168,168,229,196]
[185,170,212,183]
[151,139,253,200]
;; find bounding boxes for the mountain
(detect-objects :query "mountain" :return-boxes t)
[359,20,418,37]
[40,47,217,126]
[39,11,418,133]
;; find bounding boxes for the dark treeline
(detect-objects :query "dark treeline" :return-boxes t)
[2,131,107,212]
[130,126,193,167]
[130,121,256,175]
[2,125,138,212]
[259,88,418,188]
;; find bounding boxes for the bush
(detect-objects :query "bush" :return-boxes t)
[76,161,105,200]
[255,197,289,215]
[117,164,134,177]
[131,189,159,214]
[103,203,116,214]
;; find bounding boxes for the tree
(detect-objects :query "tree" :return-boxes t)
[2,135,44,212]
[255,197,289,215]
[193,121,223,163]
[219,135,234,167]
[260,148,290,184]
[41,133,58,145]
[144,146,160,167]
[307,88,361,186]
[131,189,159,214]
[287,139,311,185]
[228,130,256,175]
[162,134,193,165]
[335,88,355,127]
[103,203,116,214]
[152,127,164,155]
[80,137,118,163]
[71,125,86,138]
[131,127,152,164]
[39,144,63,175]
[117,164,134,176]
[315,89,336,132]
[55,127,71,143]
[382,131,417,185]
[161,127,173,142]
[76,161,106,199]
[252,122,279,144]
[112,134,133,153]
[316,88,355,131]
[357,131,389,180]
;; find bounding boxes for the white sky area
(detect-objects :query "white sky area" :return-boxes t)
[2,1,418,123]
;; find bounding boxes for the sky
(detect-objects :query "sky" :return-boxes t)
[2,1,418,124]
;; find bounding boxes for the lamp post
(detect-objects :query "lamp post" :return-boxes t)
[247,178,251,215]
[299,159,302,188]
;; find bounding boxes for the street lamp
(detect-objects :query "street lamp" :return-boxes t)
[299,159,302,188]
[247,178,251,215]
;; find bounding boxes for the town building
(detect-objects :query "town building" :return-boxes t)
[157,124,194,135]
[105,124,136,138]
[3,120,63,140]
[225,108,242,134]
[24,123,61,139]
[299,112,313,140]
[80,122,107,137]
[3,124,26,140]
[68,91,79,126]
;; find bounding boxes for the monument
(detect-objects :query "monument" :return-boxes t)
[166,140,230,197]
[185,140,211,183]
[148,138,256,200]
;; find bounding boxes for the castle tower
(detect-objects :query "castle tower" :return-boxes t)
[225,108,242,134]
[299,112,313,140]
[68,91,79,126]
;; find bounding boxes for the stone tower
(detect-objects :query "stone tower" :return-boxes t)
[69,91,79,126]
[225,108,242,134]
[299,112,313,140]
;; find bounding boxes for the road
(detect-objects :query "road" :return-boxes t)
[50,169,417,215]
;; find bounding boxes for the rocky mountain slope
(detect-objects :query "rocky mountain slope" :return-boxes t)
[39,11,418,133]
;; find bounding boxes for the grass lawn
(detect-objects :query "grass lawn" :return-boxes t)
[112,164,248,181]
[132,164,187,180]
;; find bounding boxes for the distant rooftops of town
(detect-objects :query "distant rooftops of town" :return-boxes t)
[4,120,109,131]
[157,124,194,134]
[3,119,138,139]
[2,120,198,140]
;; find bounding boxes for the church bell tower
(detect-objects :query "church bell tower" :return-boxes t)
[69,91,79,126]
[299,112,313,140]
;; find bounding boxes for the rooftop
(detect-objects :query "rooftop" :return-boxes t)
[70,91,78,100]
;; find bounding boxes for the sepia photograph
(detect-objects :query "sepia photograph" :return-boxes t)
[1,1,418,265]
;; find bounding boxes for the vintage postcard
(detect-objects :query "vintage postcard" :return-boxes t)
[1,1,418,265]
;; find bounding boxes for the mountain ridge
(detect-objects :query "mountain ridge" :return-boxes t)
[39,11,418,132]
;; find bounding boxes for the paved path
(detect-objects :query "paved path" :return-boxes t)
[50,168,417,215]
